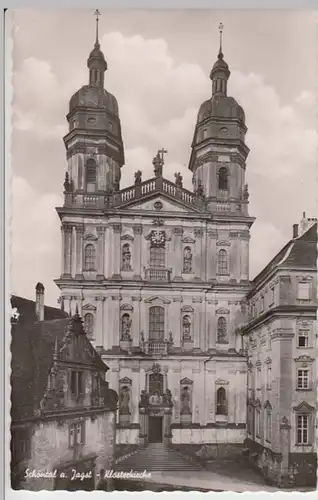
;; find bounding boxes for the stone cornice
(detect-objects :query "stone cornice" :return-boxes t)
[241,305,317,335]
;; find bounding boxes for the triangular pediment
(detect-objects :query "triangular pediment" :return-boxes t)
[84,233,98,241]
[119,377,132,385]
[82,303,96,311]
[293,401,315,412]
[144,295,171,304]
[180,377,193,385]
[216,308,230,315]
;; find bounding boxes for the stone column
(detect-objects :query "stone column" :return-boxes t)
[111,224,122,279]
[192,298,202,348]
[240,231,250,282]
[60,225,66,277]
[96,226,106,280]
[74,224,84,279]
[132,296,141,346]
[173,227,183,280]
[62,224,73,278]
[163,409,172,445]
[132,224,143,280]
[172,298,182,347]
[140,300,147,341]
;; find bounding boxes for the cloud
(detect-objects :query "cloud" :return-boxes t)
[11,176,63,306]
[11,30,317,305]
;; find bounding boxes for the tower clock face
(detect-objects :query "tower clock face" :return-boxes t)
[150,230,165,247]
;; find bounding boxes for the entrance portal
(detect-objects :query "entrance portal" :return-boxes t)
[148,416,163,443]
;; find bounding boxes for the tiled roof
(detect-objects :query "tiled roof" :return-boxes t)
[11,315,108,422]
[253,223,317,286]
[11,295,68,324]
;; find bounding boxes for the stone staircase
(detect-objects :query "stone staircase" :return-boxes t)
[114,443,203,472]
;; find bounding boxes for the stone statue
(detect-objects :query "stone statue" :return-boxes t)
[153,152,163,177]
[119,386,130,414]
[121,244,132,271]
[134,170,142,185]
[183,247,192,273]
[121,314,132,340]
[174,172,183,188]
[196,181,204,198]
[181,387,191,414]
[139,331,145,351]
[139,390,149,406]
[182,316,191,340]
[168,331,173,344]
[243,183,249,201]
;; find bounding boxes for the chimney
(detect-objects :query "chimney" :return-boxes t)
[35,282,45,321]
[299,212,318,236]
[293,224,299,238]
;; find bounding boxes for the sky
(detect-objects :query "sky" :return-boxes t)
[9,9,318,307]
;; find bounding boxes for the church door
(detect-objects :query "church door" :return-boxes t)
[148,417,163,443]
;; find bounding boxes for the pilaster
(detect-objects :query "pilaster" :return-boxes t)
[173,227,183,280]
[62,224,73,278]
[95,295,106,347]
[111,224,122,279]
[132,225,143,280]
[74,224,84,280]
[96,226,106,280]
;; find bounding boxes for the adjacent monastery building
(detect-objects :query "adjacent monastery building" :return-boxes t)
[54,17,317,487]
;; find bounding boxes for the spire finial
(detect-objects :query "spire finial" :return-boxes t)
[218,22,224,57]
[94,9,101,47]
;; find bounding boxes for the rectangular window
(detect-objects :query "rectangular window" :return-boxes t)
[297,369,309,390]
[297,282,310,300]
[270,286,275,306]
[260,296,264,312]
[69,421,85,448]
[71,371,84,398]
[298,330,309,347]
[297,415,309,445]
[203,128,207,139]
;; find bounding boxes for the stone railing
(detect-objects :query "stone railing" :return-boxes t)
[147,340,169,355]
[144,268,171,282]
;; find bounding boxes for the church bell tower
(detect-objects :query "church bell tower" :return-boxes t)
[189,23,250,215]
[63,10,125,197]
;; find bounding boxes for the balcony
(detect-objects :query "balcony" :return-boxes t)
[145,268,171,282]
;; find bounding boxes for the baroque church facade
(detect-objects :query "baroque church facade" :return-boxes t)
[54,18,317,486]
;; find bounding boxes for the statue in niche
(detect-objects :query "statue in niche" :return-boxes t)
[139,331,145,351]
[121,244,132,271]
[121,314,132,340]
[174,172,183,188]
[119,386,130,414]
[181,386,191,414]
[182,315,191,340]
[183,247,192,273]
[134,170,142,185]
[243,183,249,201]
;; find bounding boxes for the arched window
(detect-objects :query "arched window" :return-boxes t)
[217,317,227,343]
[217,249,228,275]
[150,247,165,269]
[218,167,228,191]
[149,306,164,341]
[83,313,94,337]
[84,244,96,271]
[121,244,132,271]
[121,313,131,340]
[216,387,227,415]
[86,158,97,192]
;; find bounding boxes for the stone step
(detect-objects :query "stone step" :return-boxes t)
[114,444,203,472]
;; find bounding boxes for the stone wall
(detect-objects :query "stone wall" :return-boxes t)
[16,410,116,491]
